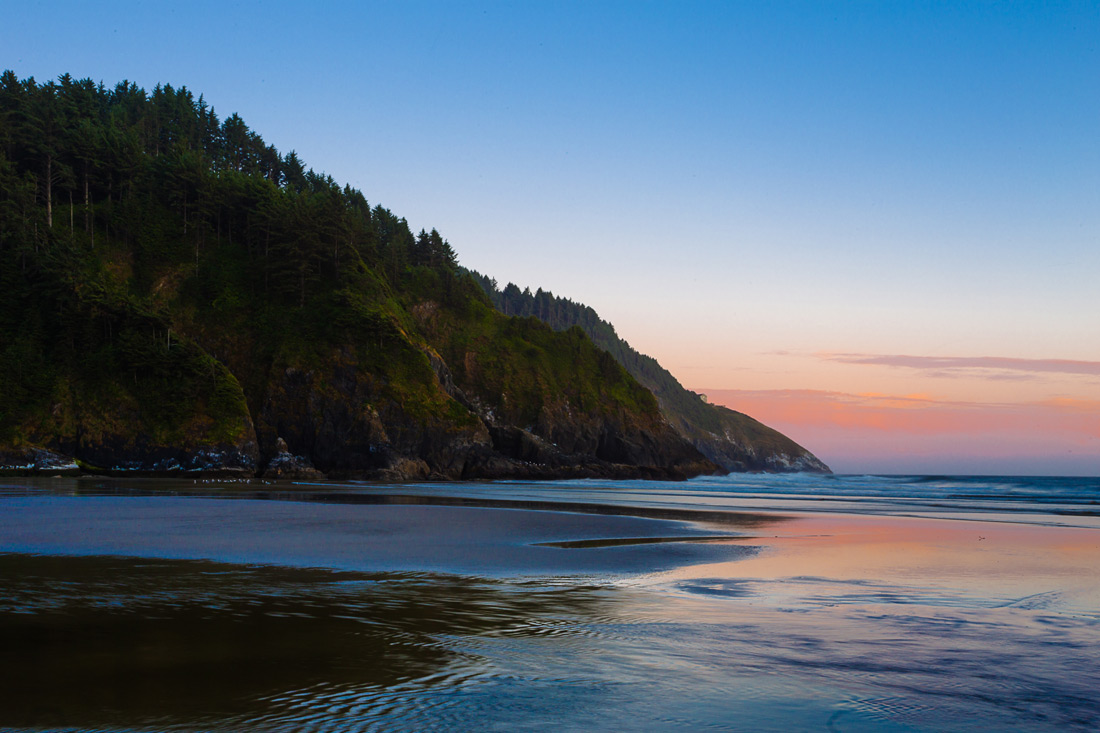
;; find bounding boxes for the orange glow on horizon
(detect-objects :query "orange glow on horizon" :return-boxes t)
[697,387,1100,473]
[703,388,1100,439]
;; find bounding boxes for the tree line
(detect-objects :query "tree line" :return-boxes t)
[0,71,458,308]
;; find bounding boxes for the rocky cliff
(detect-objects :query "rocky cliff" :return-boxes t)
[465,273,831,473]
[0,257,716,480]
[0,71,811,480]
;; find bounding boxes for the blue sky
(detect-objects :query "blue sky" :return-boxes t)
[5,1,1099,473]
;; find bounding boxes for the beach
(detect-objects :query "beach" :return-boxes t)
[2,475,1098,731]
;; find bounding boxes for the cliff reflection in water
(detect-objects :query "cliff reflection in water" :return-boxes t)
[6,546,1099,733]
[0,554,624,730]
[3,476,1100,732]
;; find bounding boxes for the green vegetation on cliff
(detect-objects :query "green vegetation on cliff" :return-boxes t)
[466,272,830,473]
[0,71,713,479]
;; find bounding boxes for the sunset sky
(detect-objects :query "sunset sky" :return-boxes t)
[6,1,1098,474]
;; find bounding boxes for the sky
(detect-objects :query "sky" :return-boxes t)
[5,1,1098,474]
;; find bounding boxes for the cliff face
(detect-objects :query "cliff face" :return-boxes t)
[661,399,831,474]
[466,273,831,474]
[0,270,259,477]
[408,292,715,480]
[0,221,715,481]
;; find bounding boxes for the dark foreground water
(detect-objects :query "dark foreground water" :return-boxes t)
[2,474,1099,732]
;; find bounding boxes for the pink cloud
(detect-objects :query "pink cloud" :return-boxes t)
[818,353,1100,378]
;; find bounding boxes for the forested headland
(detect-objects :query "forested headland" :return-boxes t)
[0,72,825,478]
[467,273,828,472]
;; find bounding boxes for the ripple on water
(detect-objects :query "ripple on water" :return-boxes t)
[2,510,1100,732]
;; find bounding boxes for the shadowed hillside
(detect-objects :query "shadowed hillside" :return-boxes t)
[0,71,715,480]
[465,272,830,473]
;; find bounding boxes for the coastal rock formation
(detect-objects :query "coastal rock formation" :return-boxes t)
[466,273,831,473]
[261,438,324,480]
[0,256,716,480]
[670,406,831,474]
[0,447,79,475]
[0,71,807,480]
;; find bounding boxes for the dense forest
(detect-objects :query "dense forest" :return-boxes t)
[467,272,829,472]
[0,71,459,304]
[0,71,721,479]
[0,71,823,478]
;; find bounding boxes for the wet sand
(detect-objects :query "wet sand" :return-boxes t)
[2,484,1099,730]
[652,511,1100,616]
[3,493,1096,592]
[0,495,772,575]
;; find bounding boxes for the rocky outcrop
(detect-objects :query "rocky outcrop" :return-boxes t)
[69,433,259,476]
[762,451,831,473]
[676,408,831,474]
[0,297,721,482]
[0,447,80,475]
[249,348,497,481]
[261,438,324,480]
[0,342,717,482]
[242,346,715,482]
[691,436,831,474]
[2,372,261,478]
[0,440,258,477]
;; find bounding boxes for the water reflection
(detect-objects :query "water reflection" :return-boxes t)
[663,512,1100,615]
[5,549,1100,732]
[0,554,624,731]
[3,478,1100,731]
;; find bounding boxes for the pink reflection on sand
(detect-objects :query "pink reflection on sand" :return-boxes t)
[653,513,1100,615]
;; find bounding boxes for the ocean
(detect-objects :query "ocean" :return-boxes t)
[1,473,1098,731]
